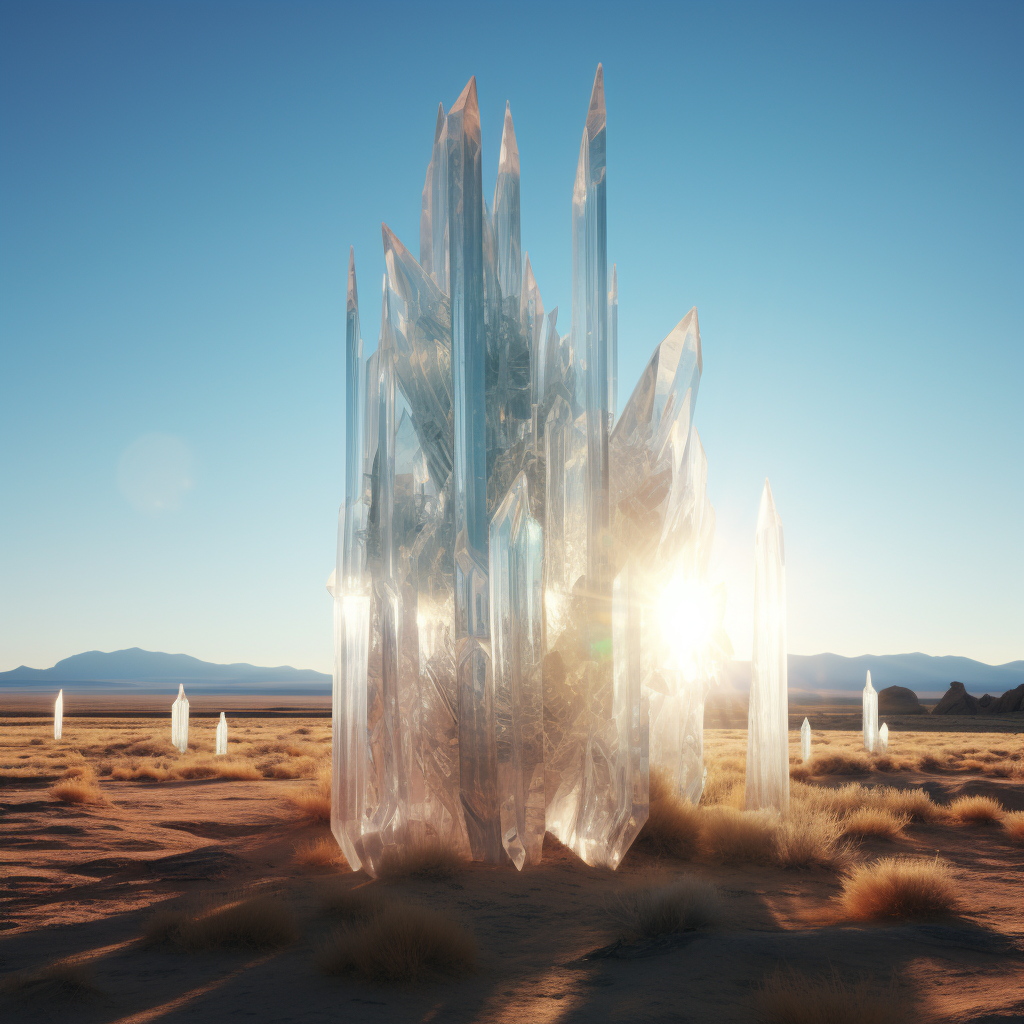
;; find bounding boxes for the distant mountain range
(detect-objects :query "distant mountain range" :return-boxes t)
[2,648,1022,698]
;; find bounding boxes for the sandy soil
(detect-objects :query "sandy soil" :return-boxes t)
[1,713,1022,1024]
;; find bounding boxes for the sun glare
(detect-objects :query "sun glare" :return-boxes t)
[656,576,720,679]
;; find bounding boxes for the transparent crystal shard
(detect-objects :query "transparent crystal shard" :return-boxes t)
[544,563,648,867]
[420,103,445,281]
[863,672,878,753]
[745,480,788,812]
[447,78,500,862]
[489,472,545,869]
[54,689,63,740]
[649,678,707,804]
[492,103,521,310]
[170,684,189,754]
[342,248,365,588]
[608,263,617,427]
[878,721,889,753]
[420,103,449,294]
[381,224,453,489]
[800,716,811,762]
[216,712,227,755]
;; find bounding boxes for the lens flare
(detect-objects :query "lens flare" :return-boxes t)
[656,576,719,679]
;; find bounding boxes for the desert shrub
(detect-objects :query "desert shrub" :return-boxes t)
[0,963,99,1000]
[293,727,311,735]
[29,737,44,746]
[110,763,171,782]
[609,876,723,940]
[875,787,942,822]
[294,837,347,869]
[837,857,961,920]
[634,772,703,859]
[319,904,476,982]
[947,794,1004,825]
[377,840,464,881]
[841,808,909,840]
[700,807,778,864]
[145,897,298,951]
[756,968,912,1024]
[1001,811,1024,843]
[61,764,95,780]
[48,779,105,805]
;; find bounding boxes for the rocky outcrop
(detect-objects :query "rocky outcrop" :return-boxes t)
[932,682,978,716]
[878,685,926,715]
[932,680,1024,716]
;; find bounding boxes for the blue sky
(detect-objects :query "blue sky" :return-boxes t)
[1,1,1021,674]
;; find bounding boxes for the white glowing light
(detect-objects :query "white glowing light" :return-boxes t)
[657,576,717,678]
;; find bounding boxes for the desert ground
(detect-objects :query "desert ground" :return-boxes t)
[2,695,1022,1024]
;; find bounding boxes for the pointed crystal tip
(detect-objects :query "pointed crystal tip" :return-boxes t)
[587,63,606,139]
[499,101,519,172]
[347,247,358,312]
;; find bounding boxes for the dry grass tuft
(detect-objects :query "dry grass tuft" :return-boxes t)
[0,963,100,1000]
[1001,810,1024,843]
[808,752,872,776]
[756,968,914,1024]
[634,771,703,859]
[947,794,1004,825]
[874,787,943,822]
[774,810,850,869]
[837,857,961,921]
[144,896,298,950]
[610,876,723,940]
[841,808,910,840]
[377,840,465,881]
[48,778,105,805]
[319,904,476,983]
[294,837,347,869]
[289,785,331,825]
[700,807,778,864]
[321,884,390,920]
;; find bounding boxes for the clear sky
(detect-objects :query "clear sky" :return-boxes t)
[1,1,1021,674]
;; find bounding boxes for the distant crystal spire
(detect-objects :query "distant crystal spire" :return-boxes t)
[420,103,446,278]
[863,672,878,753]
[54,689,63,741]
[878,721,889,753]
[448,77,500,863]
[216,712,227,755]
[800,716,811,762]
[493,102,522,308]
[745,480,788,812]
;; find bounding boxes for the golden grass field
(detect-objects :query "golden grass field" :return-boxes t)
[1,703,1022,1024]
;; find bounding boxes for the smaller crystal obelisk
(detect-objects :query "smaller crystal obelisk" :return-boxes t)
[745,480,789,813]
[54,689,63,741]
[171,684,189,754]
[862,672,878,753]
[878,721,889,753]
[215,712,228,755]
[800,716,811,762]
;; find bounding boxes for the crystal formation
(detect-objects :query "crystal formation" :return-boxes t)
[216,712,228,755]
[171,684,189,754]
[54,689,63,741]
[331,67,731,872]
[878,721,889,753]
[745,480,789,813]
[800,716,811,762]
[863,671,878,753]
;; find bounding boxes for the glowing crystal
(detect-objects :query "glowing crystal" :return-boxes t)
[745,480,788,813]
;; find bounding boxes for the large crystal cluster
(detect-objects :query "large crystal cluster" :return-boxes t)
[330,68,729,874]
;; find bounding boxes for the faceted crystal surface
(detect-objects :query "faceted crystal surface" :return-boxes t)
[54,689,63,741]
[800,716,811,763]
[878,721,889,753]
[745,480,788,813]
[863,672,878,753]
[489,472,545,869]
[216,712,227,756]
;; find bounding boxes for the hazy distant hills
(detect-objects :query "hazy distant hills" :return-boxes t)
[0,648,330,695]
[1,647,1020,697]
[722,652,1023,696]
